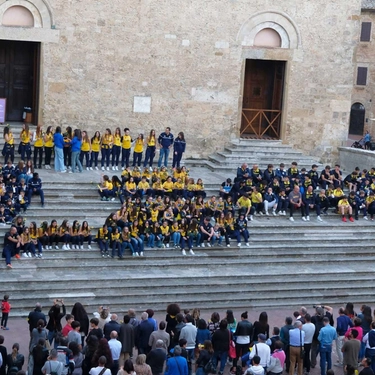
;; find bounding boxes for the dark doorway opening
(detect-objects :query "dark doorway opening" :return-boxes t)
[0,40,40,123]
[241,59,285,139]
[349,102,365,136]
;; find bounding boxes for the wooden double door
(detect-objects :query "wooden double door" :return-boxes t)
[241,59,285,139]
[0,40,40,122]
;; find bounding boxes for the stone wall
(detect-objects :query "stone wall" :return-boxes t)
[7,0,363,160]
[339,146,375,171]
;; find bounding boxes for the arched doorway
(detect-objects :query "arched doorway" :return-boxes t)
[349,102,365,136]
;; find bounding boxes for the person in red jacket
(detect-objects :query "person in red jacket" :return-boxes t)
[1,295,11,330]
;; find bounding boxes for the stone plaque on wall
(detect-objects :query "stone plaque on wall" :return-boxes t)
[133,96,151,113]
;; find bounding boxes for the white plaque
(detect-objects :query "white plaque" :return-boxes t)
[134,96,151,113]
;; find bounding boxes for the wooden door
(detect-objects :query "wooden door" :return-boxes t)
[241,59,285,138]
[0,40,38,122]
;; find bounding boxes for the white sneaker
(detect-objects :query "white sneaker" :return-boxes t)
[272,210,276,216]
[302,216,307,221]
[55,246,59,249]
[189,249,195,255]
[283,211,287,215]
[149,167,153,172]
[166,243,169,248]
[101,166,105,171]
[22,253,28,258]
[27,252,32,258]
[71,245,75,250]
[182,249,186,256]
[122,167,125,171]
[140,252,144,256]
[265,211,269,216]
[279,211,283,216]
[112,166,115,171]
[95,166,99,170]
[61,170,67,173]
[306,216,310,221]
[364,216,368,220]
[249,215,253,221]
[135,252,139,256]
[237,243,241,247]
[201,243,205,248]
[259,212,263,216]
[66,244,71,250]
[246,243,250,247]
[106,167,110,171]
[80,245,83,249]
[68,166,71,170]
[62,245,67,250]
[132,253,136,257]
[289,217,295,222]
[207,243,211,247]
[317,216,323,222]
[227,244,230,247]
[88,245,92,249]
[89,167,93,170]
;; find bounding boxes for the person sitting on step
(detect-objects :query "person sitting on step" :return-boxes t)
[27,173,44,208]
[338,195,354,222]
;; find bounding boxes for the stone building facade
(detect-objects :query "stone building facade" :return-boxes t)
[0,0,364,161]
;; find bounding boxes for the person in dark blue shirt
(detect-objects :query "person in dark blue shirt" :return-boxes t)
[172,132,186,169]
[28,173,44,207]
[158,127,174,168]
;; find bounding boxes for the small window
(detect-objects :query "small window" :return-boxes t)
[360,22,372,42]
[357,67,368,86]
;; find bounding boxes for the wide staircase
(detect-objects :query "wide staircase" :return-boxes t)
[0,126,373,316]
[196,139,323,173]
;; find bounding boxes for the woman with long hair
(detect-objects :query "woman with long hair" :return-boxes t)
[80,131,91,170]
[143,129,156,169]
[71,302,90,346]
[63,126,73,169]
[6,343,24,375]
[101,128,113,171]
[172,131,186,169]
[53,126,66,173]
[90,131,101,170]
[43,126,54,169]
[3,126,15,163]
[82,335,98,375]
[133,134,144,167]
[19,123,32,161]
[69,342,84,375]
[30,319,48,352]
[46,299,66,347]
[91,338,113,368]
[31,339,49,375]
[112,127,122,171]
[252,311,269,341]
[33,125,44,169]
[70,129,83,173]
[195,340,213,375]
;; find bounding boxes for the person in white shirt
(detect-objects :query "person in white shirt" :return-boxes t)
[302,314,315,375]
[89,356,112,375]
[179,315,197,363]
[249,334,271,369]
[108,331,122,375]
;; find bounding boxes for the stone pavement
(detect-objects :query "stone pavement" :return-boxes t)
[1,305,347,375]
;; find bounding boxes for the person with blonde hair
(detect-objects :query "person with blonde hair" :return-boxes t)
[134,354,152,375]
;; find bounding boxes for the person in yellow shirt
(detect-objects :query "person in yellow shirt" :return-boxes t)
[338,195,354,222]
[160,221,171,248]
[43,126,54,169]
[195,178,206,199]
[98,174,114,201]
[163,176,174,198]
[33,125,44,169]
[101,128,113,171]
[366,191,375,220]
[3,126,14,164]
[237,193,255,220]
[48,219,59,249]
[152,178,164,198]
[133,134,144,167]
[137,176,152,198]
[80,130,91,170]
[19,123,32,161]
[143,129,156,170]
[112,127,122,171]
[90,131,101,170]
[173,177,185,200]
[110,227,122,258]
[97,224,109,257]
[121,127,132,170]
[124,176,137,198]
[250,187,264,215]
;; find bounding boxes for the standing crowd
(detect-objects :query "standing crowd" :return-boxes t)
[1,301,375,375]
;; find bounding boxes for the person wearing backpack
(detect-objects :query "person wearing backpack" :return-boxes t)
[42,349,63,375]
[363,321,375,372]
[195,340,214,375]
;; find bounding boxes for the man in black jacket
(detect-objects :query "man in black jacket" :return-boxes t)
[147,340,167,375]
[233,311,253,370]
[28,303,46,335]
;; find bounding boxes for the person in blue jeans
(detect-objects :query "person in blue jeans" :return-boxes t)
[3,226,20,269]
[211,320,231,375]
[318,317,337,375]
[157,127,174,167]
[69,129,83,173]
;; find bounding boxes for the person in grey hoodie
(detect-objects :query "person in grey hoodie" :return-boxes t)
[179,315,197,365]
[245,355,264,375]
